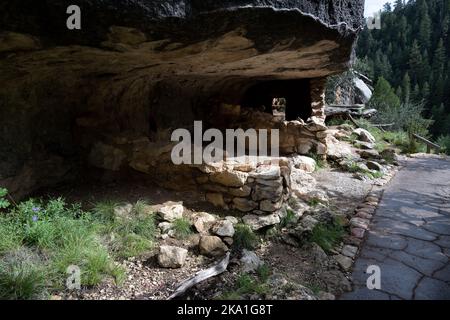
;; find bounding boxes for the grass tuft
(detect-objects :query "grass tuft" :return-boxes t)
[233,224,259,251]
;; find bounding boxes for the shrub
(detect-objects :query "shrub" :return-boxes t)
[279,209,297,228]
[172,217,193,239]
[310,221,345,253]
[92,200,118,222]
[0,188,11,210]
[437,135,450,155]
[233,224,259,251]
[0,248,48,300]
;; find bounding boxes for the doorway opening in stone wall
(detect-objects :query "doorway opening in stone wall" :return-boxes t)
[240,79,313,122]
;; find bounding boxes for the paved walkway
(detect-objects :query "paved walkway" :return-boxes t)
[342,157,450,300]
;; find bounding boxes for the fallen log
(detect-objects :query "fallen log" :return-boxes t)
[168,252,230,299]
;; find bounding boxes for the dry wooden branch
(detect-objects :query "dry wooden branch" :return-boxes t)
[168,252,230,299]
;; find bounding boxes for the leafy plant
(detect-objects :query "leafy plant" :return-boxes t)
[437,135,450,155]
[0,188,11,209]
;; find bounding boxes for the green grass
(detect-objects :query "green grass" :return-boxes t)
[306,152,326,171]
[310,220,345,253]
[279,209,297,228]
[233,224,259,251]
[0,195,157,299]
[171,217,193,239]
[0,248,48,300]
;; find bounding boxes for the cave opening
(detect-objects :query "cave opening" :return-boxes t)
[240,79,312,122]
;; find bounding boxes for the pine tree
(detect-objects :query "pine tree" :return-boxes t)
[418,0,432,49]
[409,40,424,85]
[402,72,411,103]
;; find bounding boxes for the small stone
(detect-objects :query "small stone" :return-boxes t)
[341,245,358,259]
[158,246,188,268]
[199,236,229,257]
[350,217,370,229]
[335,254,353,271]
[225,216,239,225]
[356,211,372,220]
[240,249,263,272]
[358,149,381,160]
[157,202,184,222]
[212,220,235,237]
[291,155,316,173]
[243,213,280,231]
[158,222,173,233]
[192,212,216,234]
[252,184,283,201]
[351,227,366,239]
[353,128,376,143]
[366,161,383,171]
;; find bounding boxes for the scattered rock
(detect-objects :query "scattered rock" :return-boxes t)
[353,128,376,143]
[157,202,184,222]
[358,149,381,160]
[199,236,228,257]
[355,141,374,150]
[240,250,263,272]
[158,245,188,268]
[158,222,173,234]
[291,155,316,173]
[225,216,239,225]
[192,212,217,234]
[242,213,281,231]
[212,220,235,238]
[366,161,383,171]
[341,245,358,259]
[260,199,283,212]
[334,254,353,271]
[351,227,366,239]
[350,217,370,229]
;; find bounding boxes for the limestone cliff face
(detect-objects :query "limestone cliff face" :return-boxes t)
[0,0,364,198]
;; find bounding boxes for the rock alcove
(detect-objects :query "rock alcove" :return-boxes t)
[0,0,365,214]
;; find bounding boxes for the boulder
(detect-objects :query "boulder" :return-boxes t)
[353,128,376,143]
[113,203,133,220]
[192,212,217,234]
[366,161,383,171]
[260,200,283,212]
[290,155,316,173]
[326,135,353,160]
[199,236,229,257]
[252,184,283,201]
[358,149,381,160]
[212,220,235,238]
[228,185,252,197]
[158,246,188,268]
[334,254,353,272]
[240,250,263,272]
[355,141,374,150]
[157,202,184,222]
[242,213,281,231]
[158,222,173,234]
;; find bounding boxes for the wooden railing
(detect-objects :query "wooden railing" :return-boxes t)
[412,134,441,154]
